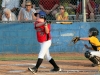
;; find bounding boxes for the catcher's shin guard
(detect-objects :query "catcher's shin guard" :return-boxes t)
[95,56,100,62]
[84,51,99,64]
[89,57,99,64]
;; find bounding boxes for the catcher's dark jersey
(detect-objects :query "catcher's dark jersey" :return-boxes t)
[89,36,100,50]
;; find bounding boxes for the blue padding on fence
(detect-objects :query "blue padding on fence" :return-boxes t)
[0,22,100,53]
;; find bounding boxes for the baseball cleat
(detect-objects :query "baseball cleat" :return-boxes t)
[50,68,62,72]
[28,67,38,74]
[91,64,98,67]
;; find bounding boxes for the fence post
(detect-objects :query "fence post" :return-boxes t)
[82,0,86,22]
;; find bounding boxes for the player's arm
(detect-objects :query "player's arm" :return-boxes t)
[80,37,90,41]
[35,22,46,27]
[44,25,49,34]
[84,44,93,50]
[72,37,90,44]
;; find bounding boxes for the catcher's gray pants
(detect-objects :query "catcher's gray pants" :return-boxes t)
[38,40,52,61]
[85,50,100,64]
[87,50,100,64]
[89,50,100,57]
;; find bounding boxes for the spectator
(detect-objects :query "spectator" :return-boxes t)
[0,0,2,20]
[18,0,36,21]
[69,0,82,14]
[0,0,2,8]
[39,0,60,19]
[98,4,100,13]
[0,11,2,21]
[56,5,69,21]
[2,8,17,21]
[20,0,35,8]
[1,0,19,15]
[95,0,100,14]
[76,0,95,21]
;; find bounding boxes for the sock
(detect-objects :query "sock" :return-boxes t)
[35,58,43,69]
[49,58,59,68]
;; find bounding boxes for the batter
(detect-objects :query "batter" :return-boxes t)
[28,11,61,74]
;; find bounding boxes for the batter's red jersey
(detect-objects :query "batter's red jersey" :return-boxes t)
[34,21,51,43]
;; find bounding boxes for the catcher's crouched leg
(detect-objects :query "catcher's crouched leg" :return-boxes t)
[84,51,99,66]
[84,51,91,58]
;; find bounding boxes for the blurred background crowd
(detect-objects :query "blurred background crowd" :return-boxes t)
[0,0,100,22]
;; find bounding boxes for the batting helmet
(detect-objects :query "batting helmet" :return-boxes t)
[39,11,46,17]
[34,11,46,20]
[89,27,99,36]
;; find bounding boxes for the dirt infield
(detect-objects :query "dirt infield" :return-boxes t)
[0,53,100,75]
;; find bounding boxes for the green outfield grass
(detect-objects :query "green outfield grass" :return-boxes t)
[0,56,86,61]
[53,56,87,60]
[0,53,87,61]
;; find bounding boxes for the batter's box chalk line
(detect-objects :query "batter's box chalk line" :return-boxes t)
[8,69,98,74]
[29,69,98,73]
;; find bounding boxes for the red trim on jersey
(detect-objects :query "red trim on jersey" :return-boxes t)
[34,21,51,43]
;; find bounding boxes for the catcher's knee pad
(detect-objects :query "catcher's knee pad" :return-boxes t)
[89,56,99,64]
[84,51,92,58]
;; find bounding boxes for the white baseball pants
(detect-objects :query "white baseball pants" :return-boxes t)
[38,40,52,61]
[89,50,100,57]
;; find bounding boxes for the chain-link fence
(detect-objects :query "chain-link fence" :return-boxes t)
[0,0,100,22]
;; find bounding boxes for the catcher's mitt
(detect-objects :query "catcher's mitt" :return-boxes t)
[72,37,80,44]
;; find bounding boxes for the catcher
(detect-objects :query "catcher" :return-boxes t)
[72,27,100,67]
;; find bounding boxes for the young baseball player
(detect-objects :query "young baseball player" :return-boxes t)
[28,11,61,74]
[73,27,100,67]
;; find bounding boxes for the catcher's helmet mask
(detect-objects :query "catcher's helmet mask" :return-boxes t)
[89,27,99,36]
